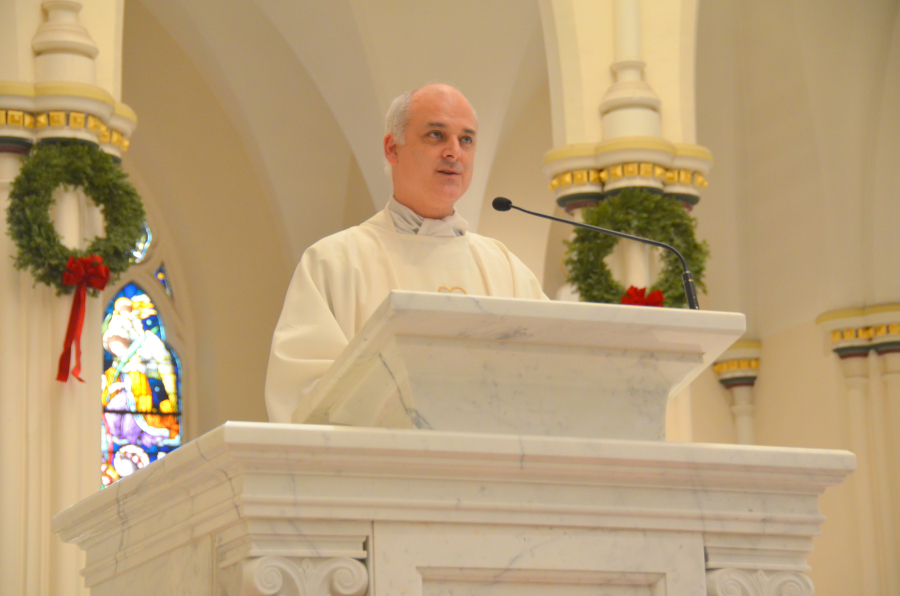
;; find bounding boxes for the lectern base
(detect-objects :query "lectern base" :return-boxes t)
[53,422,851,595]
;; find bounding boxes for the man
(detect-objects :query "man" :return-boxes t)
[265,84,546,423]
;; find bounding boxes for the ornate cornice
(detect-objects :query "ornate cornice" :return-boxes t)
[0,83,134,155]
[544,136,712,210]
[816,303,900,358]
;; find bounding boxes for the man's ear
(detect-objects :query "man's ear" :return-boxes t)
[383,133,399,165]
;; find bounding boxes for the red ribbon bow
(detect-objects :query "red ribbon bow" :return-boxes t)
[57,255,110,382]
[621,285,665,307]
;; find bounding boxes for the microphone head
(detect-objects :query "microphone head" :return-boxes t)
[492,197,513,212]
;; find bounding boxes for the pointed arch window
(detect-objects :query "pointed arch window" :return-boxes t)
[101,283,182,486]
[101,219,187,487]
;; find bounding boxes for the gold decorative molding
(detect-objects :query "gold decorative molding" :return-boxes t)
[674,143,714,162]
[815,307,864,325]
[7,110,26,126]
[863,303,900,316]
[0,80,36,96]
[817,303,900,334]
[544,138,713,199]
[113,102,138,125]
[728,339,763,351]
[48,111,66,127]
[713,359,760,374]
[595,136,676,156]
[875,324,900,336]
[1,106,131,151]
[831,327,875,343]
[69,111,85,128]
[34,81,115,108]
[543,142,596,163]
[548,162,709,191]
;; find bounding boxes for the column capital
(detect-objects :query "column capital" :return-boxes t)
[713,339,761,389]
[543,136,711,211]
[816,303,900,361]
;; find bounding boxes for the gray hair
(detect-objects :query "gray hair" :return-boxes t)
[384,89,416,146]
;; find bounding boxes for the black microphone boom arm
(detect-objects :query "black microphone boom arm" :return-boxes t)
[491,197,700,310]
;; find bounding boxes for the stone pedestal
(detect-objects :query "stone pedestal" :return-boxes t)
[53,422,852,595]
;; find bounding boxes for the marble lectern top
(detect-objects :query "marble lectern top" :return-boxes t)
[299,291,745,440]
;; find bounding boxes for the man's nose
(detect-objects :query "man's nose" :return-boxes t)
[442,137,461,160]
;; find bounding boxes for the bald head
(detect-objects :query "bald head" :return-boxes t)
[385,84,477,147]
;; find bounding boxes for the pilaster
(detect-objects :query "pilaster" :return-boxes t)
[0,2,133,595]
[817,304,900,596]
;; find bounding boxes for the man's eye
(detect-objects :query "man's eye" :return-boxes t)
[427,131,443,139]
[461,136,473,145]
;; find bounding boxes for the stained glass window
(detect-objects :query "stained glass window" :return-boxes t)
[130,221,152,264]
[154,263,172,296]
[101,283,181,487]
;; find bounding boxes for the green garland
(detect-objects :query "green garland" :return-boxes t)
[6,140,145,295]
[565,187,709,308]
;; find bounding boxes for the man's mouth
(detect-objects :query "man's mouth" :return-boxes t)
[438,169,460,176]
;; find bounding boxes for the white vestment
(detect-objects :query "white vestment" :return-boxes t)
[265,203,547,423]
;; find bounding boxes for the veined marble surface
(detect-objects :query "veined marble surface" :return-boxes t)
[53,422,853,595]
[302,291,746,440]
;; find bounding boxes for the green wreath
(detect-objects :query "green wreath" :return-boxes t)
[6,139,145,295]
[565,187,709,308]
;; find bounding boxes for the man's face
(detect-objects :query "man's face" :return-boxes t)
[384,85,478,219]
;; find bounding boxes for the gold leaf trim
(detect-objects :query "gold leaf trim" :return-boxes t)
[69,112,85,128]
[713,358,760,374]
[48,111,66,127]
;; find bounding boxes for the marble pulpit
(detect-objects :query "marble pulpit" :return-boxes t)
[53,294,854,595]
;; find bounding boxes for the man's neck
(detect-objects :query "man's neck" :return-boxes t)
[392,195,454,219]
[387,197,467,237]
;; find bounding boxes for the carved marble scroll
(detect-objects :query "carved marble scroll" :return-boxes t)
[707,569,814,596]
[221,555,368,596]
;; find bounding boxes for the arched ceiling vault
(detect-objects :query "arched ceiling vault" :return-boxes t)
[138,0,547,259]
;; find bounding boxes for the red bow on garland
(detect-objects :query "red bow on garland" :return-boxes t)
[57,255,110,382]
[621,285,664,307]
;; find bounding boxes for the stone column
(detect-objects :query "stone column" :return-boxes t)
[0,2,134,595]
[712,340,761,445]
[869,308,900,595]
[817,305,900,596]
[539,0,712,240]
[539,0,712,440]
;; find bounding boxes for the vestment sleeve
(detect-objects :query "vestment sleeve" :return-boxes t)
[264,247,350,423]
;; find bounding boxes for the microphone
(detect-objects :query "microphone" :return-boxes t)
[492,197,700,310]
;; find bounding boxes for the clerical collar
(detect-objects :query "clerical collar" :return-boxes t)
[387,196,468,238]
